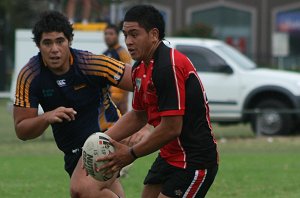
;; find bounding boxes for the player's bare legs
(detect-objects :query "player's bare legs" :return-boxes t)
[70,156,125,198]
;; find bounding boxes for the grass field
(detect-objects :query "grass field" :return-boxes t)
[1,99,300,198]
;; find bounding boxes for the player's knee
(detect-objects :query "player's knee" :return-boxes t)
[70,183,83,198]
[70,180,90,198]
[70,179,112,198]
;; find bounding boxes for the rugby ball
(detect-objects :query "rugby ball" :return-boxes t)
[82,132,116,181]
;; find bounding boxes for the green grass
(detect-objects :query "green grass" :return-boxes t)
[1,99,300,197]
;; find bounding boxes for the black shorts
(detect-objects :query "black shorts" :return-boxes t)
[64,148,82,177]
[144,154,218,198]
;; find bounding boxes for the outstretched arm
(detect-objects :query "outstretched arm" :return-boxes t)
[105,109,148,142]
[98,115,182,174]
[116,63,133,91]
[13,106,77,140]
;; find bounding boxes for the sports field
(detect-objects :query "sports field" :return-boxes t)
[1,98,300,198]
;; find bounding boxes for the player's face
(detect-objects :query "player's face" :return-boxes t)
[122,22,157,62]
[38,32,71,75]
[104,28,118,48]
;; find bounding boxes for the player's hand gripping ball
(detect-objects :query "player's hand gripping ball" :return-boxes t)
[82,132,116,181]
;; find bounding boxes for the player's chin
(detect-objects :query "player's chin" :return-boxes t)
[47,62,62,69]
[129,52,139,60]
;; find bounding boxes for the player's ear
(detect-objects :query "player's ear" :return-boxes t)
[150,28,159,43]
[69,36,73,46]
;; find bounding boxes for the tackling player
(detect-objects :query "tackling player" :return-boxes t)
[13,11,130,198]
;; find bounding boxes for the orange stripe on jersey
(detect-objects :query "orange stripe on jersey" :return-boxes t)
[78,54,125,86]
[118,49,132,64]
[90,54,125,72]
[83,70,119,85]
[15,64,39,108]
[15,66,27,104]
[80,63,124,76]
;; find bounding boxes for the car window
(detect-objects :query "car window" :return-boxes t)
[176,45,227,72]
[215,44,256,70]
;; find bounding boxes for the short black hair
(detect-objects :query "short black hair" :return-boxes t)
[105,24,120,35]
[124,5,165,40]
[32,11,74,46]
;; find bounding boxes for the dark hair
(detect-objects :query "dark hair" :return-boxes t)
[105,24,120,35]
[32,11,74,46]
[124,5,165,40]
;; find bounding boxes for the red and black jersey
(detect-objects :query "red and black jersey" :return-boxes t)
[132,42,218,169]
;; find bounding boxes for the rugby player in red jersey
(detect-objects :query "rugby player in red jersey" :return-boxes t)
[99,5,219,198]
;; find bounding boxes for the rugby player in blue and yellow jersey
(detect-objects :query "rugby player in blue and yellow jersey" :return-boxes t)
[13,11,131,198]
[103,23,132,115]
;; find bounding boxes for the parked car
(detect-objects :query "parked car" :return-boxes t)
[164,37,300,135]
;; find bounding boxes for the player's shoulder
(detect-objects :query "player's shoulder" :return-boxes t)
[116,45,126,52]
[153,42,173,68]
[72,48,112,62]
[132,60,141,70]
[19,54,42,77]
[161,42,190,63]
[72,48,107,67]
[71,48,94,60]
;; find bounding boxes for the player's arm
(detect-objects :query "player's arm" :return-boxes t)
[116,63,133,91]
[105,109,147,142]
[131,115,182,158]
[98,115,181,174]
[13,106,77,140]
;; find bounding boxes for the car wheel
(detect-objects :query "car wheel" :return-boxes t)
[250,99,294,135]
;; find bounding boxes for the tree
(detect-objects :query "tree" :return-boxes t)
[0,0,51,91]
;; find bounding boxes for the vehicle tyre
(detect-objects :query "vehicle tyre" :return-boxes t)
[250,99,294,135]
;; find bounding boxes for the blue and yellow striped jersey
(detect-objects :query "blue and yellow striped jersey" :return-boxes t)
[14,48,125,153]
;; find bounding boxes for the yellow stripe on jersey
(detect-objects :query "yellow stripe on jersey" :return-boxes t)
[15,66,26,105]
[99,109,122,131]
[83,70,120,85]
[15,65,38,108]
[98,91,122,131]
[93,54,125,71]
[118,48,132,64]
[98,108,115,131]
[81,60,124,75]
[78,54,125,86]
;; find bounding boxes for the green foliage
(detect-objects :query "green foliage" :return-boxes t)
[173,23,214,38]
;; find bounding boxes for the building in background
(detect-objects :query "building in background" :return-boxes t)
[1,0,300,93]
[110,0,300,69]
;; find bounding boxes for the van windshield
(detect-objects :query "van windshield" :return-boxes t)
[216,44,256,70]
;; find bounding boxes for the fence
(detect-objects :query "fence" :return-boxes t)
[0,91,9,99]
[211,108,300,136]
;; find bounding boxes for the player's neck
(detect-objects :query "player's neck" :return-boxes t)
[144,41,161,66]
[109,43,119,50]
[47,54,72,76]
[49,63,70,76]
